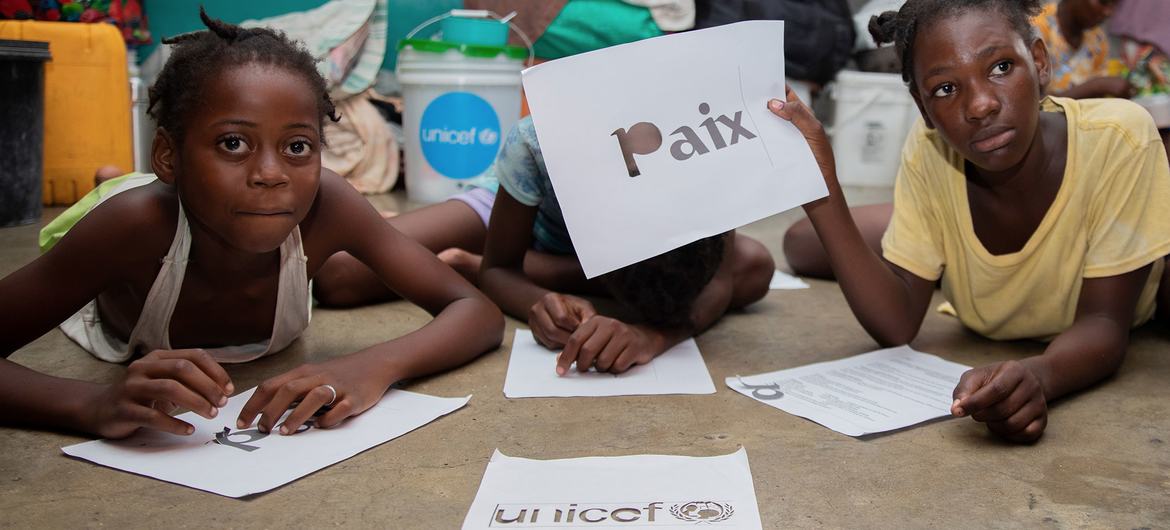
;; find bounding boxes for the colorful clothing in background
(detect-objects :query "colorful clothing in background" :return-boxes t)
[0,0,150,47]
[1109,0,1170,96]
[1033,1,1110,93]
[1122,42,1169,97]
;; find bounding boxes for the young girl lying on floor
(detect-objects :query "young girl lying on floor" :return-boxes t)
[0,10,502,439]
[771,0,1170,442]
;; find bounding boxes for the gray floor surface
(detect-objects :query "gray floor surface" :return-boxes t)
[1,188,1167,528]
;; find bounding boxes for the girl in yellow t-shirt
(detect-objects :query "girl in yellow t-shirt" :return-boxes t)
[770,0,1170,443]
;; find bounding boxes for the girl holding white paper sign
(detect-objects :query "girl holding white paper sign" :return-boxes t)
[769,0,1170,443]
[0,10,503,439]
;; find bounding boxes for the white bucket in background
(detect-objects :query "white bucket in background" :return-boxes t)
[828,70,920,187]
[397,44,524,204]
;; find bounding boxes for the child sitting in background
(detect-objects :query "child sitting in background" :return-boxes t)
[0,9,502,439]
[1034,0,1134,99]
[772,0,1170,442]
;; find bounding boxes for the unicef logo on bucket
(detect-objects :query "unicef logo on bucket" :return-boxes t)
[419,92,501,180]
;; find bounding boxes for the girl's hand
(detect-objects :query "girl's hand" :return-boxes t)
[556,317,663,376]
[528,292,597,349]
[767,85,837,184]
[951,360,1048,443]
[86,349,233,439]
[236,355,390,435]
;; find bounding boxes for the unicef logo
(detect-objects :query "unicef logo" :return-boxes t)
[670,501,735,523]
[418,92,501,180]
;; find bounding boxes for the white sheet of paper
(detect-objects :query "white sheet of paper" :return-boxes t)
[769,269,809,290]
[504,329,715,398]
[521,21,827,278]
[62,388,469,497]
[462,448,763,529]
[726,346,971,437]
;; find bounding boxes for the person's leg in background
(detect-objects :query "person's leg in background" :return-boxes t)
[313,196,488,307]
[782,203,893,280]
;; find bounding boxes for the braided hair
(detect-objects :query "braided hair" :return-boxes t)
[147,8,340,145]
[868,0,1045,90]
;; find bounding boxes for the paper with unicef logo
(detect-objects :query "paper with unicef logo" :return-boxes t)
[727,346,971,437]
[504,329,716,398]
[61,387,469,498]
[462,448,763,529]
[521,20,826,278]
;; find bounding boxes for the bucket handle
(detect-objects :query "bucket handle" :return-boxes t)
[405,9,536,66]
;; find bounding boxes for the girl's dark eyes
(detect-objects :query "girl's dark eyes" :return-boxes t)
[992,60,1013,75]
[219,135,249,153]
[283,140,313,157]
[931,83,956,98]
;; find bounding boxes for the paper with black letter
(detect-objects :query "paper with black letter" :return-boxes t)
[521,21,826,278]
[727,346,970,436]
[462,448,763,529]
[504,329,716,398]
[62,388,469,497]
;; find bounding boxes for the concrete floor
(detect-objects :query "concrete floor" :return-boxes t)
[1,188,1167,528]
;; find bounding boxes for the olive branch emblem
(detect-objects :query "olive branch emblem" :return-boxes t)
[670,501,735,524]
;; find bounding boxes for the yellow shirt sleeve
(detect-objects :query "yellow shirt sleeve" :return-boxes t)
[881,123,945,281]
[1083,115,1170,277]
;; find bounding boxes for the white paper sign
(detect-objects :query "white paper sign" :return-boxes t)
[769,269,810,290]
[462,448,763,529]
[62,388,469,497]
[727,346,971,437]
[504,329,716,398]
[522,21,827,278]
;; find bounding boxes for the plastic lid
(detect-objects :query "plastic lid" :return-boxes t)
[0,39,50,61]
[397,38,526,60]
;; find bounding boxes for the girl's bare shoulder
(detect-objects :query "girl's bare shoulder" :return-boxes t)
[55,181,180,267]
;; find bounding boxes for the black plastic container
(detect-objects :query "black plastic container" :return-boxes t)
[0,39,51,227]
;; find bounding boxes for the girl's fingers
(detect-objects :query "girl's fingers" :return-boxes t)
[137,354,229,408]
[151,349,233,395]
[256,377,323,433]
[278,384,335,435]
[131,378,220,420]
[126,404,196,436]
[237,371,299,428]
[531,309,571,348]
[573,322,614,373]
[596,343,630,373]
[971,378,1035,423]
[557,319,598,375]
[316,398,357,429]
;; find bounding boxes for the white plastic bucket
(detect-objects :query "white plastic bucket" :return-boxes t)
[396,11,530,204]
[828,70,920,187]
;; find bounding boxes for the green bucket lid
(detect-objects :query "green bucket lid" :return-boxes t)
[397,38,527,61]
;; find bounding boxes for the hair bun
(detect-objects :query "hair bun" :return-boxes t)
[868,11,899,46]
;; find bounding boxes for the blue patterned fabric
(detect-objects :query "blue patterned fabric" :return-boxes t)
[488,116,575,255]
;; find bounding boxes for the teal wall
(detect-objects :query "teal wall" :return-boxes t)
[140,0,460,71]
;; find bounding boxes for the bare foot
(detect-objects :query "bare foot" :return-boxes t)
[437,248,482,284]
